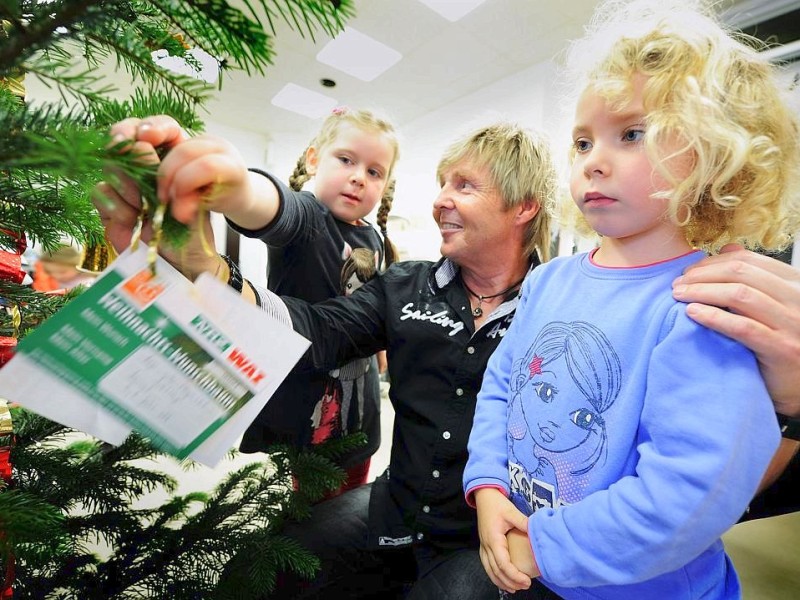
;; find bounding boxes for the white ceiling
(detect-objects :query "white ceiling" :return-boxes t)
[24,0,792,145]
[197,0,793,141]
[202,0,607,138]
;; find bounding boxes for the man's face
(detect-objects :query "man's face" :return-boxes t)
[432,159,517,269]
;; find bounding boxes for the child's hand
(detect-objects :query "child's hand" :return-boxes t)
[473,488,533,593]
[507,528,541,579]
[95,115,224,280]
[155,133,252,224]
[109,115,188,166]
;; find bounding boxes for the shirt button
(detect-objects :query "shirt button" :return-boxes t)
[456,388,464,396]
[467,346,475,354]
[432,470,440,478]
[417,532,424,540]
[423,505,430,513]
[442,431,451,440]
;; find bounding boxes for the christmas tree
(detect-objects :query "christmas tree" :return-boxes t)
[0,1,361,597]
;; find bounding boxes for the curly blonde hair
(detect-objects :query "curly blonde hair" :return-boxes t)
[436,122,557,262]
[288,107,401,266]
[562,0,800,251]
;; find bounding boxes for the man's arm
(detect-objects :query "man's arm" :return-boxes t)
[281,276,388,371]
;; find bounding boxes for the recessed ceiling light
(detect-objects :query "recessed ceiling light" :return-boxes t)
[271,83,337,118]
[316,27,402,82]
[416,0,488,22]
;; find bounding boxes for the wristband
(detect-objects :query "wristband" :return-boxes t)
[777,413,800,441]
[220,254,243,293]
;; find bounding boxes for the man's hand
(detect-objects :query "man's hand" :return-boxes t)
[673,244,800,417]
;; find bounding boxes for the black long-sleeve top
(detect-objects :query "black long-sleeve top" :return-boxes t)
[279,257,530,552]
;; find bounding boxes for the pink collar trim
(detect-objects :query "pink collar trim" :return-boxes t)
[588,247,698,268]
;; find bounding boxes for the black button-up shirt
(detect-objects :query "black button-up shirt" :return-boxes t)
[284,257,529,552]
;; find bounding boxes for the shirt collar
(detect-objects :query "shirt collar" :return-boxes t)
[430,255,540,294]
[432,257,459,291]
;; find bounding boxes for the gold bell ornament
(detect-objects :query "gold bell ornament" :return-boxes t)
[78,239,118,275]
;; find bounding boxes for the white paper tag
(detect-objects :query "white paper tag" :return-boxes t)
[0,246,309,465]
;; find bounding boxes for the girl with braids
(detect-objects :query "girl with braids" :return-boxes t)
[239,106,400,496]
[128,106,401,496]
[464,0,798,597]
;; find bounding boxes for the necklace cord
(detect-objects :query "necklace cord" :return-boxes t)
[463,276,526,317]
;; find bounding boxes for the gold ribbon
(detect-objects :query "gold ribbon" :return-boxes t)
[129,197,166,275]
[147,203,166,276]
[129,195,148,253]
[6,305,20,339]
[0,400,11,436]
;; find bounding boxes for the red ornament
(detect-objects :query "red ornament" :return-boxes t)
[0,230,26,285]
[0,338,16,368]
[0,400,13,599]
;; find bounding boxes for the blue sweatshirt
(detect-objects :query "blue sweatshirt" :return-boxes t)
[463,250,780,599]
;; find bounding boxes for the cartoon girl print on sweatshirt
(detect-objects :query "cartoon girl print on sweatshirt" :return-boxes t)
[508,320,621,513]
[310,247,380,444]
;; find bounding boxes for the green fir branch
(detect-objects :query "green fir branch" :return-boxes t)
[0,0,104,70]
[264,0,355,41]
[21,50,119,108]
[0,489,66,563]
[0,282,77,337]
[2,0,360,596]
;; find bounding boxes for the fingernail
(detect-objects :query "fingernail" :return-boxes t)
[673,284,687,296]
[138,122,152,132]
[685,303,704,318]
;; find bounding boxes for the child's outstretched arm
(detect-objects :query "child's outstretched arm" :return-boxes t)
[473,487,535,593]
[154,131,278,231]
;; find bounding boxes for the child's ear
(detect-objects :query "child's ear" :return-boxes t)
[305,146,319,175]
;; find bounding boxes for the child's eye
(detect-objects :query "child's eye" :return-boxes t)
[368,168,384,179]
[623,129,645,143]
[573,138,591,153]
[339,156,353,165]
